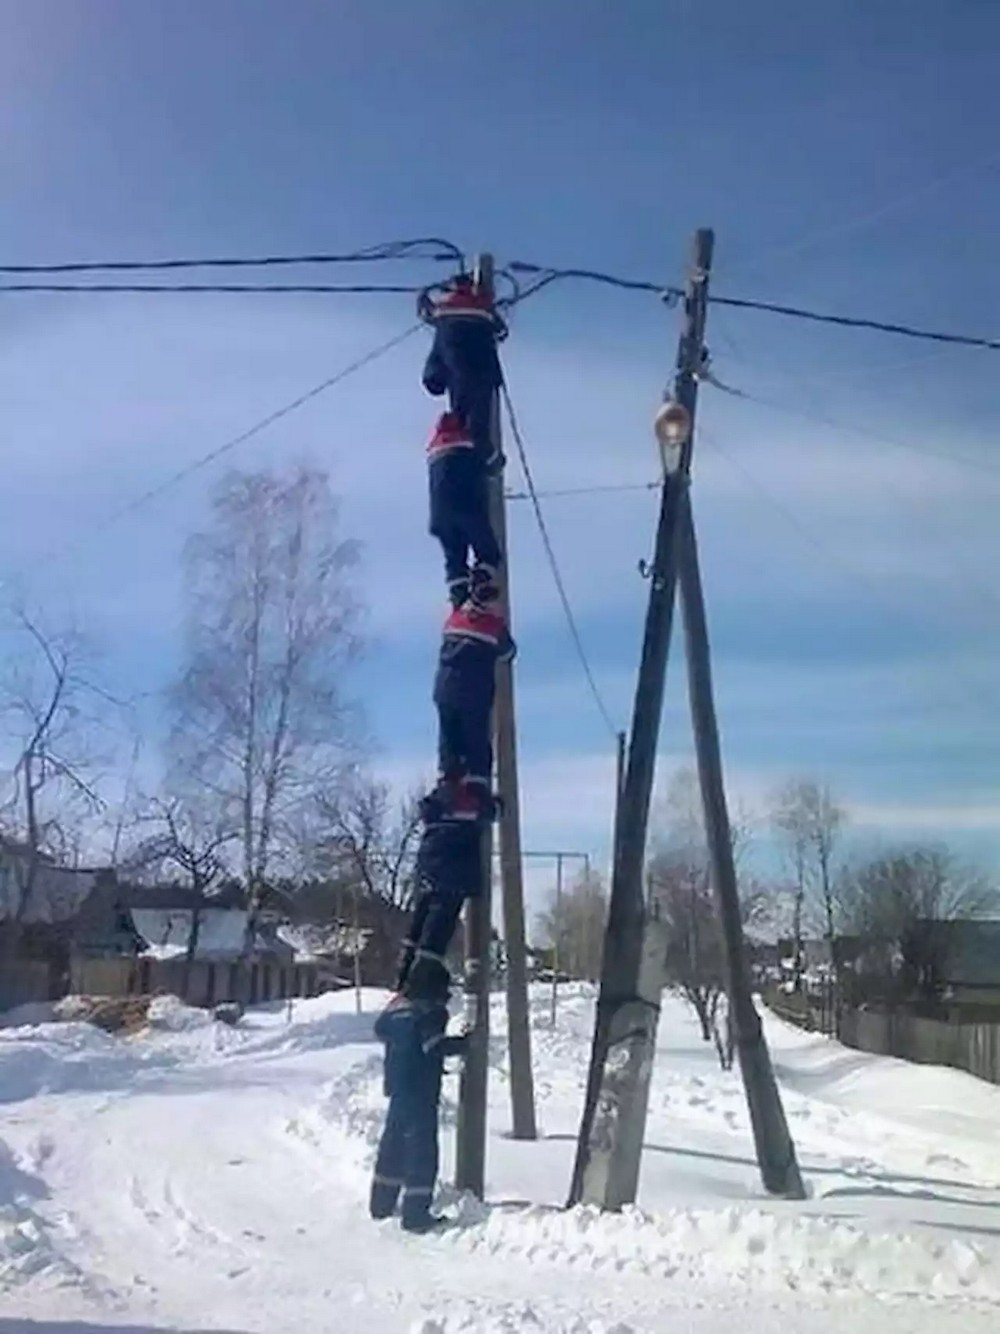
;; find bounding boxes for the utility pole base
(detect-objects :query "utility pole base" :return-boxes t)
[575,912,668,1210]
[734,1026,806,1199]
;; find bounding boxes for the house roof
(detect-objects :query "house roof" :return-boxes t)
[131,907,287,961]
[277,922,370,961]
[124,881,246,912]
[941,919,1000,987]
[0,852,98,925]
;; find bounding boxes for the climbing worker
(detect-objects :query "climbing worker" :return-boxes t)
[369,959,469,1233]
[426,411,503,608]
[421,273,504,460]
[395,801,486,993]
[432,593,514,819]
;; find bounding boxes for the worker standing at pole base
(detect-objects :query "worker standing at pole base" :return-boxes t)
[432,592,514,821]
[369,959,469,1233]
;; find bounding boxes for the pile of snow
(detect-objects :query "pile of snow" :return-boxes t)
[145,993,214,1033]
[53,995,101,1023]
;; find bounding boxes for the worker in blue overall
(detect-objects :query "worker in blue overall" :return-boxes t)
[422,275,503,455]
[369,959,468,1233]
[426,411,503,608]
[422,275,506,607]
[432,593,514,822]
[396,801,486,993]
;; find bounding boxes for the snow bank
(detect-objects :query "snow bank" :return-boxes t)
[0,1019,167,1105]
[439,1198,1000,1306]
[301,985,1000,1312]
[0,1132,86,1291]
[409,1307,637,1334]
[0,1002,58,1029]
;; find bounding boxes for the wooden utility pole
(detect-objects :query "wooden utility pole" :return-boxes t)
[677,497,805,1198]
[455,253,537,1198]
[569,228,805,1209]
[550,853,564,1027]
[487,343,538,1143]
[567,232,710,1209]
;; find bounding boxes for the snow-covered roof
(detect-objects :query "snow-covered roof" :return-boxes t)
[277,922,371,961]
[0,852,97,925]
[132,908,251,961]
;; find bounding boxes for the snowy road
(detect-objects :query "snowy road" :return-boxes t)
[1,987,999,1333]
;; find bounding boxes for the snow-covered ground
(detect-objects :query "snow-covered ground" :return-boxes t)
[1,985,999,1334]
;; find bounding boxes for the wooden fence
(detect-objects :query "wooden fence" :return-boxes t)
[838,1007,1000,1086]
[70,955,327,1008]
[0,960,54,1011]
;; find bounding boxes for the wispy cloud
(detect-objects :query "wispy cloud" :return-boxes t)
[1,295,997,872]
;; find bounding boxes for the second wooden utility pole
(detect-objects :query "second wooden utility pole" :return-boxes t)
[566,233,710,1210]
[455,253,538,1200]
[569,228,805,1210]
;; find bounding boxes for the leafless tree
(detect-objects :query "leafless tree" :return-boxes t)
[535,866,607,982]
[315,777,422,910]
[168,466,363,956]
[310,776,423,977]
[125,796,235,991]
[649,768,761,1057]
[0,611,108,953]
[771,778,845,981]
[836,846,996,1005]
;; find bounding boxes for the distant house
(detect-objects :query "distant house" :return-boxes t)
[938,920,1000,1006]
[131,907,295,964]
[0,841,137,1010]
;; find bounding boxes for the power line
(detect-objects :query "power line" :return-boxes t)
[724,148,1000,282]
[0,282,425,295]
[507,262,673,300]
[707,375,1000,479]
[707,292,1000,352]
[7,243,999,353]
[16,324,420,581]
[499,381,620,741]
[506,480,659,501]
[0,237,463,274]
[507,261,1000,352]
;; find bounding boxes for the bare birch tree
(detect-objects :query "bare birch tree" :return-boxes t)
[168,467,363,955]
[770,778,845,979]
[0,611,107,954]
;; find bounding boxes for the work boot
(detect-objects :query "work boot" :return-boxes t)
[401,1211,448,1235]
[369,1177,401,1221]
[470,563,500,606]
[447,575,471,609]
[458,779,502,823]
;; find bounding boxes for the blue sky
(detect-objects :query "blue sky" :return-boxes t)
[1,1,999,910]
